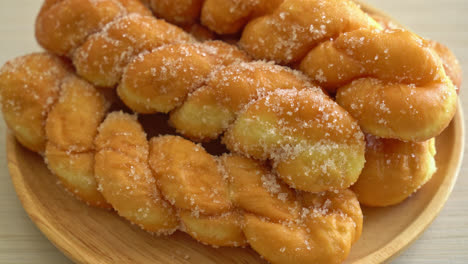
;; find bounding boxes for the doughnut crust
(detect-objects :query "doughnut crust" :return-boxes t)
[352,136,437,207]
[0,53,70,153]
[224,89,366,192]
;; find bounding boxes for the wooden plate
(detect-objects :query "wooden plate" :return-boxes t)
[5,2,465,264]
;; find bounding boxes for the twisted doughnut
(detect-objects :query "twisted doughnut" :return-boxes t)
[0,52,363,263]
[60,0,458,142]
[0,53,110,207]
[238,0,458,142]
[95,111,363,263]
[35,0,366,193]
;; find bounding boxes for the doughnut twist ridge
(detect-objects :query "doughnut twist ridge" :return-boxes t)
[0,53,363,264]
[34,0,367,193]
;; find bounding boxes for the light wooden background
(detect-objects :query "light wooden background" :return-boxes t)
[0,0,467,263]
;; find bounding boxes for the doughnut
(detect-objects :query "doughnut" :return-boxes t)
[352,135,437,207]
[237,0,457,142]
[240,0,381,64]
[93,112,363,261]
[0,53,110,207]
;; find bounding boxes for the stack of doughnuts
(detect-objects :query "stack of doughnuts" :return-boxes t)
[0,0,461,263]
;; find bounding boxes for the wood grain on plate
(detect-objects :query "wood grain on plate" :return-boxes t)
[4,1,466,264]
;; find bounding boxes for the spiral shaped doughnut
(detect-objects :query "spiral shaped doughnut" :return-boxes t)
[94,111,363,262]
[237,0,457,142]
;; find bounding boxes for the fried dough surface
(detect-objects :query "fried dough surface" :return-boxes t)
[45,76,110,207]
[0,53,70,153]
[352,136,437,207]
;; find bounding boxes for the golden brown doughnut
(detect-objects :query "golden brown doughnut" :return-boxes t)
[149,135,231,214]
[300,29,458,141]
[352,135,437,207]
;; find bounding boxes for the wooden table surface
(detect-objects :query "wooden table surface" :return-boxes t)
[0,0,467,263]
